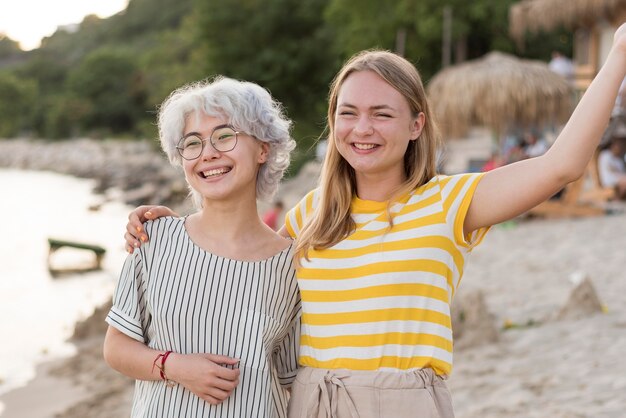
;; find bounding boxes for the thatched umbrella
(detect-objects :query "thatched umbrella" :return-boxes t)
[510,0,626,42]
[427,51,573,140]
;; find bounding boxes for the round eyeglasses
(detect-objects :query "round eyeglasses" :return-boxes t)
[176,124,241,160]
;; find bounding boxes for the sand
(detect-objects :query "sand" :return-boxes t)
[2,174,625,417]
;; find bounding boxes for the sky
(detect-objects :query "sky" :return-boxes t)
[0,0,129,51]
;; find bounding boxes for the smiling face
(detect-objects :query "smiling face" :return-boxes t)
[181,112,268,203]
[333,70,424,191]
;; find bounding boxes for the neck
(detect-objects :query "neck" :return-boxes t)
[185,196,287,261]
[196,196,264,240]
[355,171,405,201]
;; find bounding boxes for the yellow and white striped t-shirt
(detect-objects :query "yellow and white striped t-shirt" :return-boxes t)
[285,173,489,376]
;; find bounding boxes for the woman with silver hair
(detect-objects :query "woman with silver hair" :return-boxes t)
[103,76,301,417]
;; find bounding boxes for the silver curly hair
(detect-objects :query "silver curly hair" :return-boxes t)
[158,76,296,205]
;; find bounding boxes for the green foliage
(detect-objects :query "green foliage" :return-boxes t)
[138,15,203,111]
[43,95,92,139]
[196,0,335,123]
[67,48,147,134]
[0,71,36,137]
[194,0,337,174]
[325,0,520,80]
[0,35,22,58]
[517,26,574,61]
[0,0,577,174]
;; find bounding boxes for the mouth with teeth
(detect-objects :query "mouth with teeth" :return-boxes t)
[200,167,232,178]
[353,143,378,150]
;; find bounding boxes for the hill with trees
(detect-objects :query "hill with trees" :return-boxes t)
[0,0,571,173]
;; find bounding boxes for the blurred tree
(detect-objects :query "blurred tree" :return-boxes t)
[67,48,147,135]
[324,0,528,80]
[139,14,203,112]
[43,95,93,139]
[112,0,193,40]
[195,0,337,172]
[0,0,574,168]
[0,72,36,137]
[0,35,22,57]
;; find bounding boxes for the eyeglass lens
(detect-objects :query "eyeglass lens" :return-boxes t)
[178,126,238,159]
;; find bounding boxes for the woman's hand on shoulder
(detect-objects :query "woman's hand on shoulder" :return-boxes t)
[125,205,178,253]
[167,353,240,405]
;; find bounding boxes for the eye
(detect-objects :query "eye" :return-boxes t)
[216,133,235,141]
[375,113,392,118]
[182,136,202,148]
[213,127,237,142]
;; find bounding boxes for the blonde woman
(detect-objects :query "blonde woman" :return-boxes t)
[124,24,626,417]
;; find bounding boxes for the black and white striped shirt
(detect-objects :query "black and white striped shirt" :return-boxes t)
[106,217,301,417]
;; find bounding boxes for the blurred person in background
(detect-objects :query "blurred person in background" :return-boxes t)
[549,50,575,85]
[598,134,626,200]
[263,200,285,230]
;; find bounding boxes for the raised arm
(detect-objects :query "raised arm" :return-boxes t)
[465,23,626,234]
[103,327,240,405]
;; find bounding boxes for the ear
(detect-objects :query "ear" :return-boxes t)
[258,142,270,163]
[409,112,426,141]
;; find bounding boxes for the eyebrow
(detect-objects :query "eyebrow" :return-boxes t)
[182,124,230,137]
[337,103,397,111]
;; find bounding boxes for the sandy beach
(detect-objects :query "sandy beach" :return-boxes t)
[2,208,624,418]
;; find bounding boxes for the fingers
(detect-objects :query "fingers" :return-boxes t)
[203,394,222,405]
[124,231,142,254]
[202,385,237,405]
[125,205,156,252]
[205,353,240,365]
[147,205,175,218]
[215,364,240,383]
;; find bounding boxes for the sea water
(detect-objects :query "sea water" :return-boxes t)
[0,169,132,397]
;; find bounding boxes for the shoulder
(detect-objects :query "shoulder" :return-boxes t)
[294,188,320,210]
[143,216,185,238]
[285,188,319,235]
[424,173,486,213]
[421,173,484,193]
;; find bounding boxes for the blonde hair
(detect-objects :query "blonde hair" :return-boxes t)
[295,50,441,262]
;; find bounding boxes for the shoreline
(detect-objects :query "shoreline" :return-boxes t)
[0,302,135,418]
[0,138,192,214]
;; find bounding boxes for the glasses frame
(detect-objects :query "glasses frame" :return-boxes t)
[176,124,241,160]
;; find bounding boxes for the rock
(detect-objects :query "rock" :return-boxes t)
[556,276,604,321]
[451,288,499,350]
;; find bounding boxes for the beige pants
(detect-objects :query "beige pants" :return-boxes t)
[288,367,454,418]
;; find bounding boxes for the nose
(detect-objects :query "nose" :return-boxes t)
[200,139,221,161]
[353,116,373,136]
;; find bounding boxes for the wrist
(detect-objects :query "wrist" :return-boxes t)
[163,352,181,382]
[152,350,177,387]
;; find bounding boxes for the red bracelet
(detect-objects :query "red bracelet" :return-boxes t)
[152,350,175,387]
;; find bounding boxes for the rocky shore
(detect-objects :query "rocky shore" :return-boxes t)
[0,138,191,212]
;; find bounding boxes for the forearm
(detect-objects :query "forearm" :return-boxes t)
[548,48,626,180]
[103,326,170,381]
